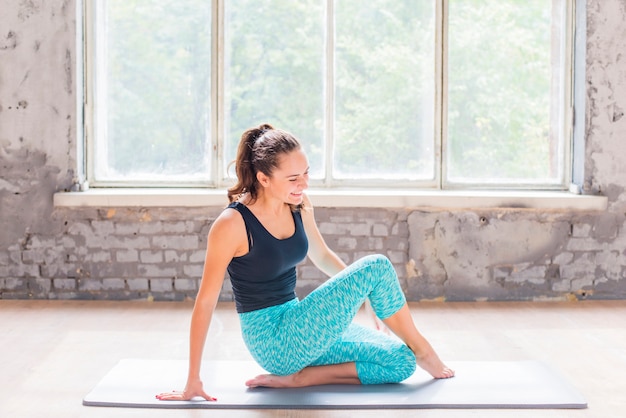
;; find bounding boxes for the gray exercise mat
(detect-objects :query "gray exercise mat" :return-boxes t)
[83,359,587,409]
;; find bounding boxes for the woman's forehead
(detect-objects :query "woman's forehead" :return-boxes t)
[276,150,308,172]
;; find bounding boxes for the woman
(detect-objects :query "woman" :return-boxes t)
[157,124,453,402]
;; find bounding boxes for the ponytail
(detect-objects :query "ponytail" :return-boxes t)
[227,123,301,204]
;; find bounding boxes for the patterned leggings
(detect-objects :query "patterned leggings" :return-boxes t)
[238,254,417,385]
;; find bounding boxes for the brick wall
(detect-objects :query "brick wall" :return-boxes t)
[2,204,626,301]
[0,206,414,301]
[1,207,216,301]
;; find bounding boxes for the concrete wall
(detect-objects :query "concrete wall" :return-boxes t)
[1,0,626,301]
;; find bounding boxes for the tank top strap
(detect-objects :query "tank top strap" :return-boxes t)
[227,201,254,248]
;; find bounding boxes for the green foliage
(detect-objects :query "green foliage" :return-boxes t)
[447,0,560,183]
[106,0,211,178]
[334,0,435,180]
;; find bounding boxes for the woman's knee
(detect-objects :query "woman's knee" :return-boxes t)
[359,253,392,269]
[357,254,395,281]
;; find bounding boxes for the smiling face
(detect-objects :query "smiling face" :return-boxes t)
[257,149,309,205]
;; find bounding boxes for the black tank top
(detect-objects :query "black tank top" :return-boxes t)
[226,202,309,313]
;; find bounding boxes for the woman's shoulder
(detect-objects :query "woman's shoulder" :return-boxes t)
[202,204,248,259]
[210,203,246,235]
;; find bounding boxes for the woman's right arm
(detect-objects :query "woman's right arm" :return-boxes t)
[157,209,246,401]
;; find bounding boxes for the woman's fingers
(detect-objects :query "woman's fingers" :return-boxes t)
[155,390,217,402]
[155,391,184,400]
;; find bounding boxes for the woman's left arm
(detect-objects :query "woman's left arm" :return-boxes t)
[300,194,346,276]
[300,194,389,333]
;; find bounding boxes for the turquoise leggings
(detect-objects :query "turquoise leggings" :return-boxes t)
[238,254,416,385]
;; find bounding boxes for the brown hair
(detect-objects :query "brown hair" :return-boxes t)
[227,123,301,204]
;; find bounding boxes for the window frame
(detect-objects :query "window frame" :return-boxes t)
[83,0,576,191]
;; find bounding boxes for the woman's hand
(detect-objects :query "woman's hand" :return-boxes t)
[364,300,391,335]
[156,379,217,402]
[372,314,390,334]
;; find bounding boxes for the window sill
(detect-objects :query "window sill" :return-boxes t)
[53,188,608,211]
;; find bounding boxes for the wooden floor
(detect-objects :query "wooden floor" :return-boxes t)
[1,299,625,418]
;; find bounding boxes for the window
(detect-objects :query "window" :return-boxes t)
[86,0,573,189]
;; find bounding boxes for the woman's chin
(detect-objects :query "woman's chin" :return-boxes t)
[289,193,304,204]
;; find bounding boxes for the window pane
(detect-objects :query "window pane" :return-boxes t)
[97,0,211,182]
[224,0,325,179]
[447,0,566,185]
[334,1,436,180]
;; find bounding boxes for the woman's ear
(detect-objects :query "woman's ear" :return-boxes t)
[256,171,270,188]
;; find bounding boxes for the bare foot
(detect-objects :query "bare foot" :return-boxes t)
[246,373,300,388]
[416,351,455,379]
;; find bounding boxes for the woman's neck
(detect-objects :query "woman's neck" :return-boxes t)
[245,191,289,217]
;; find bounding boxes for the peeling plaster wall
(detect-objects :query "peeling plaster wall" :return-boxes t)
[585,0,626,210]
[1,0,626,301]
[406,210,626,301]
[1,0,76,252]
